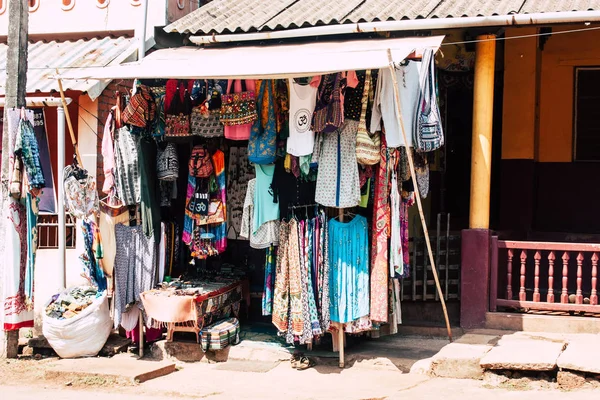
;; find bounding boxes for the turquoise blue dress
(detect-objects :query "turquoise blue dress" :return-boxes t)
[329,215,370,323]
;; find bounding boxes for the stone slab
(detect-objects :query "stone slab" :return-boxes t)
[150,339,291,364]
[430,342,494,379]
[557,336,600,374]
[480,335,566,371]
[44,353,176,383]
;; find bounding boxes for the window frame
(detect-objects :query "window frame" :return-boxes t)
[61,0,75,11]
[573,66,600,162]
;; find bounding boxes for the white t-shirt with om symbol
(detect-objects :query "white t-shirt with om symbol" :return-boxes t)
[287,78,318,156]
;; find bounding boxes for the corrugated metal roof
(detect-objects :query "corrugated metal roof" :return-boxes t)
[0,36,137,99]
[164,0,600,34]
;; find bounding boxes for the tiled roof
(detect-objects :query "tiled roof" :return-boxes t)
[0,36,137,99]
[165,0,600,35]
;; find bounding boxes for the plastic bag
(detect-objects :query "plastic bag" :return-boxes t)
[42,288,112,358]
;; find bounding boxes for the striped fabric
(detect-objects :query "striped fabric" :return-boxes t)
[200,317,240,352]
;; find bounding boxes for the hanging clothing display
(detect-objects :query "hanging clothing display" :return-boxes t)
[102,109,116,194]
[253,164,279,233]
[314,120,361,208]
[371,61,421,148]
[240,178,280,249]
[370,136,391,323]
[98,202,130,277]
[114,125,141,206]
[226,146,254,239]
[139,138,161,240]
[86,59,442,353]
[287,78,318,156]
[272,210,329,344]
[329,215,370,324]
[1,109,39,330]
[113,224,157,328]
[262,246,276,316]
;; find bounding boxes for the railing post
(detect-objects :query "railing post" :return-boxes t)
[490,236,498,312]
[547,251,555,303]
[533,251,541,302]
[576,252,584,304]
[506,249,513,299]
[519,250,527,301]
[561,252,570,304]
[592,253,598,306]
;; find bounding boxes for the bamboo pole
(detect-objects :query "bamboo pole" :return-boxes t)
[55,69,83,166]
[386,49,453,342]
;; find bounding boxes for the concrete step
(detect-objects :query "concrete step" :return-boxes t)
[486,312,600,333]
[480,332,567,371]
[44,353,176,384]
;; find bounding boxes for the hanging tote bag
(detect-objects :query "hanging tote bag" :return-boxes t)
[311,73,344,134]
[356,70,381,166]
[220,80,258,126]
[165,82,192,137]
[122,85,156,129]
[248,80,277,165]
[188,145,214,178]
[414,49,444,152]
[191,80,224,138]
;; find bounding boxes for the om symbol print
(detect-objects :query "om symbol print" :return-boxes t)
[294,108,311,133]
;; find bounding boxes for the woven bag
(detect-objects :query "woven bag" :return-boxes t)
[156,142,179,181]
[191,80,224,137]
[220,80,258,126]
[165,81,192,137]
[122,85,156,129]
[311,73,344,134]
[356,70,381,166]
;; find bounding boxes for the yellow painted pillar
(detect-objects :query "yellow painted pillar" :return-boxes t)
[469,34,496,229]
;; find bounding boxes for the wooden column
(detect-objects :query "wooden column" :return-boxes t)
[469,34,496,229]
[1,0,29,360]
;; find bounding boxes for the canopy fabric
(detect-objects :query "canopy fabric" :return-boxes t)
[58,36,444,81]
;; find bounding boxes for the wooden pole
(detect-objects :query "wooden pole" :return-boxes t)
[469,35,496,229]
[55,69,83,166]
[1,0,29,360]
[386,49,453,342]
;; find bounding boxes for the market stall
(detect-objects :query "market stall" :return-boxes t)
[55,35,450,367]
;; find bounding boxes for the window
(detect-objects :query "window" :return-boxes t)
[61,0,75,11]
[28,0,40,12]
[574,68,600,161]
[96,0,109,8]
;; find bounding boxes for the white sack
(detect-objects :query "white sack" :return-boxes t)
[42,288,112,358]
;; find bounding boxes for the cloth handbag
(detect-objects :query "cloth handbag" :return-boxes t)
[191,80,224,137]
[156,142,179,181]
[200,317,240,352]
[188,145,214,178]
[220,80,258,126]
[150,86,166,138]
[356,70,381,166]
[248,80,277,164]
[312,72,344,134]
[165,82,192,137]
[414,49,444,152]
[122,85,156,129]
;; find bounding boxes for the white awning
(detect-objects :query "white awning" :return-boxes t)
[58,36,444,81]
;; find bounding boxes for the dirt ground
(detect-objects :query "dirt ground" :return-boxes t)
[2,355,600,400]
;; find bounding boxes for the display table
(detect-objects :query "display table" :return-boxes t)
[140,279,247,343]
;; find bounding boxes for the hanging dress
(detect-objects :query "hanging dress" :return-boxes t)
[329,215,370,324]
